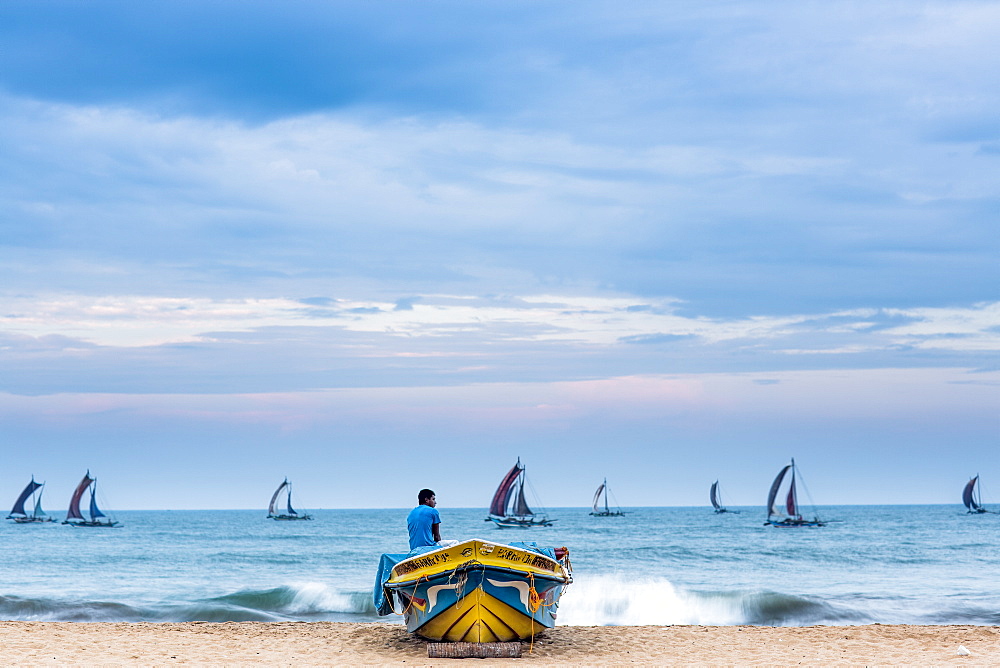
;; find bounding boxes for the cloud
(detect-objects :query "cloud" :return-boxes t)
[1,289,996,396]
[2,93,997,317]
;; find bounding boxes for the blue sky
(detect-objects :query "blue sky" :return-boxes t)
[1,1,997,510]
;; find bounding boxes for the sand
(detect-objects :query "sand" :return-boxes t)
[0,621,997,665]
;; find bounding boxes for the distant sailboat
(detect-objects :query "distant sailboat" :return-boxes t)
[486,458,554,528]
[589,478,625,516]
[63,471,120,527]
[267,478,313,520]
[709,480,739,514]
[764,459,824,527]
[963,475,990,514]
[6,476,55,523]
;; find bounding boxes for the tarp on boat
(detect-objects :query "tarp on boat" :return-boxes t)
[373,541,559,616]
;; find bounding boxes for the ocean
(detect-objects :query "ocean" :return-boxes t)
[1,505,997,626]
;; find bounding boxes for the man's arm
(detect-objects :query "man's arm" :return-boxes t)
[432,522,441,543]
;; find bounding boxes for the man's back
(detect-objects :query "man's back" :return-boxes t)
[407,503,441,550]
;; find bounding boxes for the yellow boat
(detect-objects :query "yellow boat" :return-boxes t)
[374,539,572,642]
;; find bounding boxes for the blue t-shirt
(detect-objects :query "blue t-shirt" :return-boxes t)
[407,504,441,550]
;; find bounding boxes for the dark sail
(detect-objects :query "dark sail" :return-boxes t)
[710,481,721,510]
[9,479,42,517]
[285,485,298,516]
[512,479,533,517]
[963,476,980,511]
[489,460,524,517]
[766,465,791,518]
[66,472,93,521]
[89,487,107,520]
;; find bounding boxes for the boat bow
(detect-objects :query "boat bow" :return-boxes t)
[376,539,572,642]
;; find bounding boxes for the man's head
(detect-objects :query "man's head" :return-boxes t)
[418,488,436,507]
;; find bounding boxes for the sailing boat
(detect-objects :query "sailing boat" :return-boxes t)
[963,475,990,514]
[267,478,313,520]
[6,476,55,523]
[764,459,824,527]
[709,480,739,514]
[486,458,554,528]
[589,478,625,516]
[63,471,120,527]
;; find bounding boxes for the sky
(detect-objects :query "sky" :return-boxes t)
[1,1,997,511]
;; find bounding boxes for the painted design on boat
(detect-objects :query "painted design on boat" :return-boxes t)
[764,459,824,527]
[589,478,625,516]
[486,458,554,528]
[63,471,121,527]
[267,478,313,520]
[375,539,572,642]
[6,476,55,523]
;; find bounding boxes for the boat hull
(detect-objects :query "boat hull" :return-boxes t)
[10,517,56,523]
[765,519,824,527]
[383,539,571,642]
[268,514,313,520]
[488,516,554,528]
[63,520,120,527]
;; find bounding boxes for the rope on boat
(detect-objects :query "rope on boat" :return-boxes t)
[525,547,572,654]
[389,573,430,616]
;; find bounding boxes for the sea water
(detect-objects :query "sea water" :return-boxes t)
[1,505,997,625]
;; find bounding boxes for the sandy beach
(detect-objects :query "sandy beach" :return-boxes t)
[0,622,997,665]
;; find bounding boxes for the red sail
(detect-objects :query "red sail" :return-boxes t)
[489,461,523,517]
[785,481,797,517]
[66,473,93,521]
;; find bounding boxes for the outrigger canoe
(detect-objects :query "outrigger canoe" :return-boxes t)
[375,539,572,642]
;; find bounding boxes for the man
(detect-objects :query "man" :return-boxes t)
[407,488,441,550]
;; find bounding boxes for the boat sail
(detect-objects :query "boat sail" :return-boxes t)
[63,471,120,527]
[487,458,554,528]
[963,475,990,514]
[267,478,313,520]
[589,478,624,516]
[6,476,55,523]
[764,459,824,527]
[710,480,739,514]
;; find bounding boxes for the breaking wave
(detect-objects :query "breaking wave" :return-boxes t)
[557,574,857,626]
[0,583,378,623]
[556,575,1000,626]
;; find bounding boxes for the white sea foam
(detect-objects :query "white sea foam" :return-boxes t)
[284,582,370,614]
[557,574,750,626]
